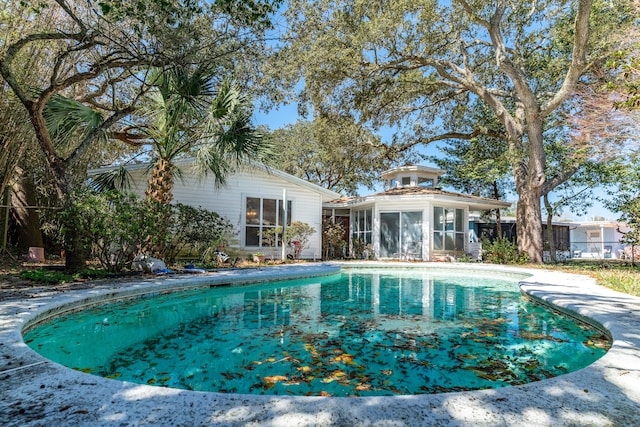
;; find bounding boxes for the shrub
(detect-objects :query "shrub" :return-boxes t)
[62,189,159,272]
[62,189,234,271]
[164,203,235,264]
[260,226,283,260]
[481,237,529,264]
[286,221,315,259]
[322,219,346,259]
[352,238,372,259]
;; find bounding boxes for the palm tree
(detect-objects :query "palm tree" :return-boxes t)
[44,66,271,263]
[135,67,271,205]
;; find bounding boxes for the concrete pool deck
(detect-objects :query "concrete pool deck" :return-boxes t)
[1,262,639,426]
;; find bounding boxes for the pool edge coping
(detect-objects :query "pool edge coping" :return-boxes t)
[1,262,639,426]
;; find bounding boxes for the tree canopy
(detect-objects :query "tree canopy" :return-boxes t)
[269,114,411,195]
[0,0,280,270]
[265,0,635,262]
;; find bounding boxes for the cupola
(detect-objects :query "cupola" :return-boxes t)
[381,165,445,190]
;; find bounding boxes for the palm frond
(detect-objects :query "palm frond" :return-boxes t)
[216,110,273,163]
[208,78,247,122]
[44,95,106,148]
[90,166,133,193]
[194,146,231,187]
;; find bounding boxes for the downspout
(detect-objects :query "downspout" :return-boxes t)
[281,189,287,261]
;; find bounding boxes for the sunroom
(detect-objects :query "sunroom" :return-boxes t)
[323,165,511,261]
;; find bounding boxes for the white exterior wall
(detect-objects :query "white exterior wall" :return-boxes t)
[126,167,327,259]
[363,198,470,261]
[569,223,628,259]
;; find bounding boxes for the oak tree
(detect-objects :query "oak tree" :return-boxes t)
[268,0,632,262]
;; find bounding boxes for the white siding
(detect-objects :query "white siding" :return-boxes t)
[127,167,325,258]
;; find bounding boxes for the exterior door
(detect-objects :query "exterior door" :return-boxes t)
[380,213,400,258]
[380,211,423,259]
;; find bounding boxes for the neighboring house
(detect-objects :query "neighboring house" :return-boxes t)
[95,159,341,259]
[470,216,631,260]
[570,220,630,259]
[323,165,510,261]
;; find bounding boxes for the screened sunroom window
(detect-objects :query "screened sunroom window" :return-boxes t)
[433,207,465,251]
[352,208,372,245]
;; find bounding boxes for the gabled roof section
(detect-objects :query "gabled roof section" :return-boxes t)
[249,163,342,200]
[325,186,511,210]
[89,158,342,201]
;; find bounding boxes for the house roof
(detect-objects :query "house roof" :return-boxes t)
[567,220,628,229]
[381,164,445,179]
[89,159,342,201]
[325,186,511,211]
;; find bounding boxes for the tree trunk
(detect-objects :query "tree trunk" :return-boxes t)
[507,111,546,264]
[493,180,502,238]
[515,185,543,263]
[10,166,43,251]
[543,194,556,263]
[49,158,87,272]
[146,158,174,205]
[145,159,175,258]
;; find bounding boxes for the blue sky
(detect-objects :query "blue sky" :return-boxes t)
[254,105,619,222]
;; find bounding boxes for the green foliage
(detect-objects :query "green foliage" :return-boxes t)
[20,269,74,284]
[322,219,346,259]
[431,101,512,199]
[594,1,640,111]
[268,0,631,263]
[286,221,316,259]
[139,69,272,204]
[60,189,166,272]
[456,254,476,263]
[269,115,411,195]
[610,194,640,265]
[60,189,234,271]
[260,226,282,260]
[481,237,529,265]
[604,154,640,265]
[352,238,372,260]
[258,221,316,259]
[165,203,235,264]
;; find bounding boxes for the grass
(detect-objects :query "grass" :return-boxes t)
[541,261,640,297]
[17,267,132,285]
[19,269,76,284]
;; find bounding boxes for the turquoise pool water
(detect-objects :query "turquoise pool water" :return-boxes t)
[24,268,609,396]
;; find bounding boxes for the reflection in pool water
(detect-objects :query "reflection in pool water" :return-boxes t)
[24,268,610,396]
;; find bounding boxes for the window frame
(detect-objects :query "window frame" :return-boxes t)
[352,208,373,246]
[245,197,292,248]
[433,207,466,252]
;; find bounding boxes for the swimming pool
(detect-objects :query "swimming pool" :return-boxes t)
[23,267,609,397]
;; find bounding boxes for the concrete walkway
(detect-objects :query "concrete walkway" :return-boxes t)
[1,263,639,426]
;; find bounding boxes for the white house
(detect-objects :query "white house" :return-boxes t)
[101,162,514,261]
[570,220,630,259]
[323,165,511,261]
[97,159,341,259]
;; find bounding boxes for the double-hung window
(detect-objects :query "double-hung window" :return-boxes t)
[245,197,292,247]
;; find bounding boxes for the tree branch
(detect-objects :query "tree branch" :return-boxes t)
[541,0,594,116]
[393,128,505,153]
